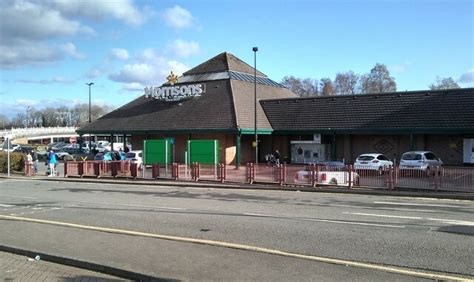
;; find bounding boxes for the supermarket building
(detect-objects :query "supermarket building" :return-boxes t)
[78,52,474,165]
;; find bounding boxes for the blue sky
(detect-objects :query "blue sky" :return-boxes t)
[1,0,473,119]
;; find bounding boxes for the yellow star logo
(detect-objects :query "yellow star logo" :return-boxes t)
[167,71,179,85]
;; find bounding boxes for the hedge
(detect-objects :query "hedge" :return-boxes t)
[0,152,25,173]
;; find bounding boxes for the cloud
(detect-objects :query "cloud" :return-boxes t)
[110,48,129,60]
[52,0,145,26]
[17,76,74,84]
[108,48,190,91]
[162,5,194,29]
[86,68,103,79]
[0,0,94,45]
[122,82,145,92]
[389,62,412,74]
[61,43,85,59]
[458,69,474,84]
[168,39,200,57]
[0,0,146,68]
[0,43,62,68]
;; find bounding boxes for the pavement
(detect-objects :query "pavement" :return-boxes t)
[1,169,473,280]
[0,249,125,281]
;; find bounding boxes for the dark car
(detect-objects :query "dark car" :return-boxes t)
[13,146,34,154]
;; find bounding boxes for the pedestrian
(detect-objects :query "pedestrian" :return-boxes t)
[273,150,281,165]
[26,152,33,175]
[31,150,39,175]
[47,149,58,177]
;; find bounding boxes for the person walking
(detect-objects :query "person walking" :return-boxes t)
[26,152,33,176]
[32,150,39,175]
[273,150,281,165]
[47,149,58,177]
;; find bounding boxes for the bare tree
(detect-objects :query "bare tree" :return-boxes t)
[429,76,460,90]
[281,76,319,97]
[360,63,396,94]
[320,78,335,96]
[334,71,359,95]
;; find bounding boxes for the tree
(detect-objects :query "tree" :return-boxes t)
[320,78,335,96]
[360,63,396,94]
[429,77,460,90]
[281,76,318,97]
[334,71,359,95]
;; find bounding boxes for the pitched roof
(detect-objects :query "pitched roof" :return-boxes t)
[77,52,297,135]
[261,88,474,134]
[231,80,297,130]
[78,80,236,134]
[184,52,266,77]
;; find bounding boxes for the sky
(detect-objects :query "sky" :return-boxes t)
[1,0,473,119]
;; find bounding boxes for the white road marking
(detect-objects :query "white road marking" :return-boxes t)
[95,202,187,211]
[345,212,474,226]
[0,204,14,207]
[243,213,273,217]
[1,215,468,281]
[373,201,461,208]
[0,194,37,199]
[307,218,405,228]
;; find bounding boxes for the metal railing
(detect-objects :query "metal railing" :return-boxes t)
[54,161,474,192]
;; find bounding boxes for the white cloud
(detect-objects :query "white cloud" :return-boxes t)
[0,43,61,68]
[86,68,103,79]
[110,48,129,60]
[61,43,85,59]
[0,0,147,68]
[459,69,474,84]
[168,39,200,58]
[162,5,194,29]
[389,62,412,74]
[122,82,145,92]
[108,48,190,90]
[51,0,145,26]
[0,0,94,44]
[17,76,74,84]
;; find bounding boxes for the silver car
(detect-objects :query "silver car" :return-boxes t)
[399,151,443,174]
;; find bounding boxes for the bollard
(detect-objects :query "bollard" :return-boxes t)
[93,162,100,178]
[246,163,255,184]
[64,161,68,177]
[111,161,118,178]
[171,163,178,180]
[348,165,353,189]
[152,164,160,179]
[130,163,138,178]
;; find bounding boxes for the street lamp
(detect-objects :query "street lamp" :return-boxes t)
[26,106,31,129]
[86,82,94,150]
[252,47,258,164]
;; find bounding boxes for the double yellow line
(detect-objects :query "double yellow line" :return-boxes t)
[1,215,472,281]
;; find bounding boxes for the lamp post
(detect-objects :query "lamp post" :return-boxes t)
[26,106,30,129]
[86,82,94,150]
[252,47,258,164]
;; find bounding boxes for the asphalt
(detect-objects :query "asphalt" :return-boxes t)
[1,171,473,280]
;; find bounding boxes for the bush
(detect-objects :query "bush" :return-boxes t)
[0,152,25,173]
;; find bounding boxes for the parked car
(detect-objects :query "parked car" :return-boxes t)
[54,150,71,160]
[354,153,393,174]
[94,151,113,161]
[399,151,443,175]
[126,150,143,169]
[12,145,34,154]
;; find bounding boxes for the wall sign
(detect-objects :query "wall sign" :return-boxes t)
[144,70,206,102]
[144,84,205,101]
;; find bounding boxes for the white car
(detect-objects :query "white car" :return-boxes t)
[399,151,443,174]
[354,153,393,174]
[126,150,143,169]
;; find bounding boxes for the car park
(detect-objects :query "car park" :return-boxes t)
[399,151,443,175]
[354,153,393,174]
[126,150,143,169]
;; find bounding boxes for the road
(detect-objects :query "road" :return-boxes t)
[0,178,473,281]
